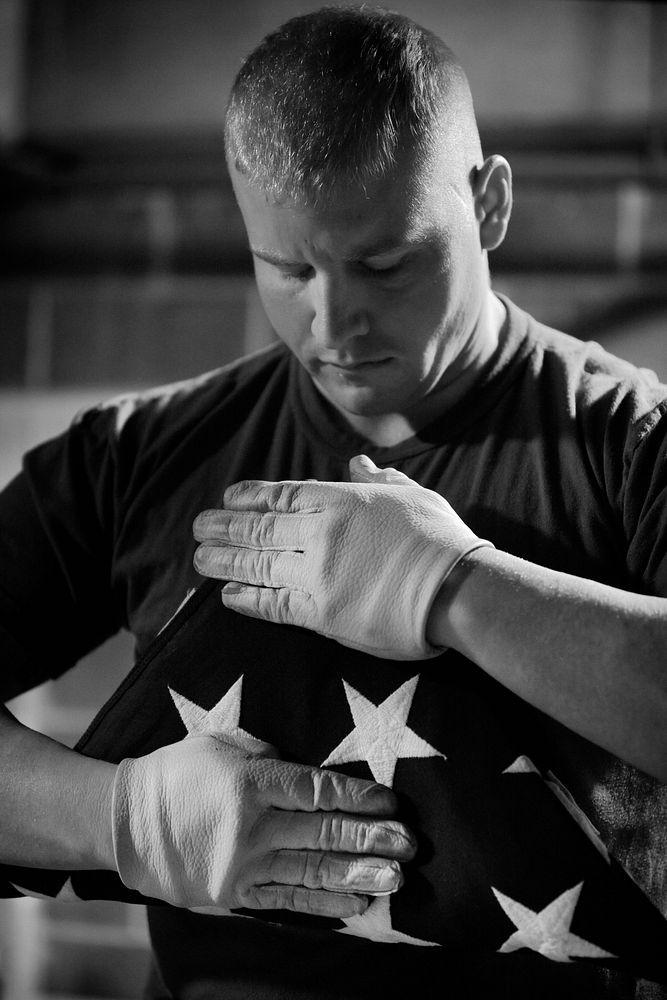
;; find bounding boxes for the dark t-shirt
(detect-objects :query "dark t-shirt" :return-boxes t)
[1,298,666,997]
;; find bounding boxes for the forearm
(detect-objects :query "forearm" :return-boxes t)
[0,704,116,870]
[430,548,667,781]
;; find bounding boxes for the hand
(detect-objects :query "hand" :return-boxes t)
[112,729,415,917]
[193,454,493,659]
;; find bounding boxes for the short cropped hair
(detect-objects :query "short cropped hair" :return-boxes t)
[225,5,480,203]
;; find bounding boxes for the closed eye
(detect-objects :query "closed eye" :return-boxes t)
[280,265,315,281]
[251,250,314,283]
[364,261,403,275]
[278,265,314,283]
[362,254,412,279]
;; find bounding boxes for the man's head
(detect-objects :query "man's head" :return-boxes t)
[225,5,481,204]
[225,6,512,446]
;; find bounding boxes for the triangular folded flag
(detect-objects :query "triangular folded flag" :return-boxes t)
[3,579,666,985]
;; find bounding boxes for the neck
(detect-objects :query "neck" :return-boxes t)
[339,292,506,448]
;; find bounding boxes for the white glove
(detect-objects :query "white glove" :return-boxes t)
[111,729,413,916]
[193,455,493,659]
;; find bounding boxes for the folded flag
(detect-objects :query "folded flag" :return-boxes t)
[3,579,667,985]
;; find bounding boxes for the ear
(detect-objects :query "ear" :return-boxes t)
[472,155,512,251]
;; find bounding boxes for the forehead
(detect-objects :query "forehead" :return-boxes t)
[231,140,467,258]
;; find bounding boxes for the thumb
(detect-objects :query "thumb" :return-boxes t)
[348,454,416,487]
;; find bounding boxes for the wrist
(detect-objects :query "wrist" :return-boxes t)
[78,758,118,870]
[426,544,496,650]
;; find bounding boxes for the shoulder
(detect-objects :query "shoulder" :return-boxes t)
[505,298,667,448]
[72,341,291,452]
[21,341,293,500]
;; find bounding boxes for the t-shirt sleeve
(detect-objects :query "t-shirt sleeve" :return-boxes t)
[0,406,125,700]
[622,400,667,597]
[577,351,667,598]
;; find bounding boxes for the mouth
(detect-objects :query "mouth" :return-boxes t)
[322,358,392,373]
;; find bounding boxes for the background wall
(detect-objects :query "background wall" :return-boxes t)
[1,1,666,997]
[16,0,661,130]
[2,0,666,392]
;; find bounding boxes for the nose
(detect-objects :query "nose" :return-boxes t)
[309,274,369,348]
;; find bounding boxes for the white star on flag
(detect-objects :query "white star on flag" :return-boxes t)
[321,675,446,787]
[169,676,266,750]
[492,882,616,962]
[338,894,439,947]
[10,877,79,901]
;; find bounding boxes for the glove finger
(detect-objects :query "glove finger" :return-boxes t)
[193,544,302,588]
[349,454,416,487]
[252,849,403,896]
[207,729,277,757]
[246,757,399,818]
[220,583,313,628]
[223,479,327,514]
[242,883,369,918]
[258,807,416,860]
[374,467,415,486]
[193,509,313,550]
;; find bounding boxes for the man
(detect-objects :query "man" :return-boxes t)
[0,6,665,999]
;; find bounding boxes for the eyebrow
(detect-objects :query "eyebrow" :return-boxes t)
[251,234,432,268]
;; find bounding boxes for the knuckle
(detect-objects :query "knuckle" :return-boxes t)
[308,766,346,811]
[274,884,302,913]
[278,763,320,812]
[316,811,343,850]
[246,883,292,912]
[264,847,303,887]
[289,886,321,915]
[353,821,376,854]
[274,587,298,623]
[316,814,371,854]
[239,882,263,909]
[274,481,325,514]
[227,515,251,547]
[223,480,251,507]
[229,512,274,549]
[275,481,299,512]
[256,513,274,547]
[256,548,278,583]
[224,547,271,585]
[304,852,328,889]
[228,548,248,576]
[308,768,328,810]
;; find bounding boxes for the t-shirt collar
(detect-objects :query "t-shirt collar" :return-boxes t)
[289,295,534,464]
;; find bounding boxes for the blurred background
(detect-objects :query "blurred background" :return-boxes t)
[0,0,665,996]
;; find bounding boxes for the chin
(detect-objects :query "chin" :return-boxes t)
[331,391,405,419]
[319,375,393,410]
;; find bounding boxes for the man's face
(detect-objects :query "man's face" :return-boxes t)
[230,141,492,435]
